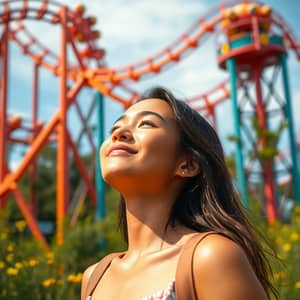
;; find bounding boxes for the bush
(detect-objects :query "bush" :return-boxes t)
[1,198,300,299]
[266,206,300,299]
[0,188,125,300]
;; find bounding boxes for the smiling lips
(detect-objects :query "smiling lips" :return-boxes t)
[107,144,137,156]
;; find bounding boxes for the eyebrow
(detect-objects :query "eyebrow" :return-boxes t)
[113,110,166,125]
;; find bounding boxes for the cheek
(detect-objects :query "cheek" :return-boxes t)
[140,134,178,170]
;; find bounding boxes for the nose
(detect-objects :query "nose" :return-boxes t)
[111,127,133,143]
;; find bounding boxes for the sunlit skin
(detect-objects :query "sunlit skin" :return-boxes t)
[81,99,268,300]
[100,98,187,200]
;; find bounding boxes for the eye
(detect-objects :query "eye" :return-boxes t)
[139,120,157,128]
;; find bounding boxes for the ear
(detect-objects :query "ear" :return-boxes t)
[175,157,200,178]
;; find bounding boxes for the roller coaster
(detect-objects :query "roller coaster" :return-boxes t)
[0,0,299,248]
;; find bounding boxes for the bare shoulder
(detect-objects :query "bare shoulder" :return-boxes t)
[193,234,249,281]
[193,234,268,300]
[194,233,247,266]
[81,262,98,300]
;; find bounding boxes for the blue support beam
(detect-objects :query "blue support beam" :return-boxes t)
[96,92,106,219]
[280,53,300,204]
[226,58,249,207]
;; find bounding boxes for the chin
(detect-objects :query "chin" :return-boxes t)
[102,167,136,188]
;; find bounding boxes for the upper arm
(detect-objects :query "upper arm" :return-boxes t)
[81,263,98,300]
[193,234,268,300]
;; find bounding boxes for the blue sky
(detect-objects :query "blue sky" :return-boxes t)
[6,0,300,167]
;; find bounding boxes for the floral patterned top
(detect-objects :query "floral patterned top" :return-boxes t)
[86,280,176,300]
[142,280,175,300]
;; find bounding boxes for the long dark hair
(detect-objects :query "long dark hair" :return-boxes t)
[118,86,277,299]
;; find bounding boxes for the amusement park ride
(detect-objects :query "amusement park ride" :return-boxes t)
[0,0,300,249]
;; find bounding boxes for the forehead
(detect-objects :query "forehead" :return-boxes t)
[126,98,174,118]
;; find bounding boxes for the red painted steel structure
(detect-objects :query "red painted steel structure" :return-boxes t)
[0,0,299,246]
[253,65,277,221]
[0,21,8,209]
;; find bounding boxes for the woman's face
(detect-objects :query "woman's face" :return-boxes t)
[100,98,183,194]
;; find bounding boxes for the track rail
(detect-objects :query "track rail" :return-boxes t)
[3,0,300,107]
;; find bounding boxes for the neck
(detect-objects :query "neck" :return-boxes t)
[123,191,177,257]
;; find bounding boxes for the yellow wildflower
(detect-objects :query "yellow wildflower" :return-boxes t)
[290,232,299,241]
[282,243,292,252]
[7,267,18,276]
[15,220,27,232]
[67,274,76,282]
[0,261,5,269]
[274,271,287,280]
[46,252,54,264]
[275,237,283,245]
[6,253,14,262]
[295,281,300,289]
[67,273,83,283]
[46,251,54,259]
[42,278,56,287]
[15,262,23,269]
[0,232,8,240]
[274,272,280,280]
[6,244,14,252]
[28,258,38,267]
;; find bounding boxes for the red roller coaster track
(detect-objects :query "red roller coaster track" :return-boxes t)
[0,0,299,247]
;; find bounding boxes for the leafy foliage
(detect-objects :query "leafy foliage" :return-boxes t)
[0,188,125,299]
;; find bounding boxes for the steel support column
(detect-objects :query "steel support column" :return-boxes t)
[0,24,8,208]
[96,92,105,220]
[13,186,48,250]
[253,65,277,221]
[56,6,69,245]
[29,63,39,216]
[227,58,249,207]
[280,53,300,204]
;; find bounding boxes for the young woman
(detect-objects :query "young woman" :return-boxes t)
[81,87,276,300]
